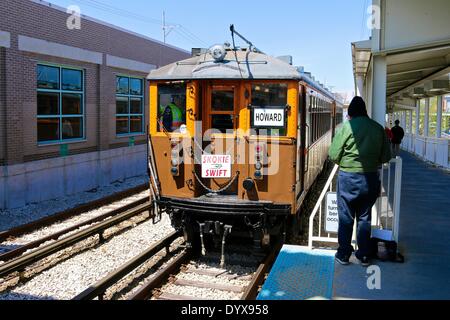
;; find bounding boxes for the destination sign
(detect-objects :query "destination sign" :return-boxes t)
[253,108,285,128]
[201,155,232,178]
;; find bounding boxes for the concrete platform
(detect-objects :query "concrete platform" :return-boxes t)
[333,151,450,300]
[260,151,450,300]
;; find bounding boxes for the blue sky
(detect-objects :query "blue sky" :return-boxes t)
[47,0,372,97]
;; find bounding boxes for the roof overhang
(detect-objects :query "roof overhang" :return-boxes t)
[351,40,372,81]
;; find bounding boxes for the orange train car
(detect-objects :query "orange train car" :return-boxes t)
[146,42,343,250]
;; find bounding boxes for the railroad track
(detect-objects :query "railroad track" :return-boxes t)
[73,230,184,300]
[0,199,153,291]
[126,243,281,301]
[0,183,149,245]
[0,197,149,262]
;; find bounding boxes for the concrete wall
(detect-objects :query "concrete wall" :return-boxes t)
[384,0,450,50]
[0,145,147,209]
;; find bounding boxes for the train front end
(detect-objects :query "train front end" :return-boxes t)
[147,44,302,250]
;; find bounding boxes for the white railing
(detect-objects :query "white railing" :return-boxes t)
[402,133,449,169]
[308,157,403,249]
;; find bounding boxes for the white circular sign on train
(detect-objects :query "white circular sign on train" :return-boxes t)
[253,108,285,128]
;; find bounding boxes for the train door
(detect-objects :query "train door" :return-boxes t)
[199,83,240,195]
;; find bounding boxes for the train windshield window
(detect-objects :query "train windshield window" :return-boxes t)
[212,90,234,112]
[251,83,288,136]
[157,83,187,133]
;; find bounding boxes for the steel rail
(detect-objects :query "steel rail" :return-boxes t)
[0,183,149,242]
[129,250,192,300]
[0,202,151,279]
[73,230,182,300]
[0,198,149,262]
[241,242,282,300]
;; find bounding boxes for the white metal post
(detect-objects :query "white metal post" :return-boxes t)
[402,110,408,132]
[393,157,403,244]
[409,110,413,134]
[436,96,443,139]
[415,100,420,135]
[372,56,387,126]
[424,98,430,137]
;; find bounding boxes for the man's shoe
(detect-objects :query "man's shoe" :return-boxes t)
[356,256,371,267]
[335,253,350,265]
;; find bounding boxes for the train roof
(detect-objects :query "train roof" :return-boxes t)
[148,47,336,100]
[147,49,300,81]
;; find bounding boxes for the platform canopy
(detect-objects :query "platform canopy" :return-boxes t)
[385,42,450,102]
[351,39,372,85]
[352,39,450,106]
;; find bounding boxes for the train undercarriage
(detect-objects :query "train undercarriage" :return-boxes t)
[158,195,291,261]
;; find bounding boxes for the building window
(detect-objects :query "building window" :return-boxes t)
[37,64,84,143]
[116,76,144,135]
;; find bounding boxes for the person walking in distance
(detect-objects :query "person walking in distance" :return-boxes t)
[329,97,391,266]
[391,120,405,157]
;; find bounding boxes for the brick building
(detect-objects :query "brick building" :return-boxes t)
[0,0,190,209]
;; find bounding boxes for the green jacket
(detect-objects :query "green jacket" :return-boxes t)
[329,117,391,173]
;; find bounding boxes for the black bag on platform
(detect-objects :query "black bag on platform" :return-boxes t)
[370,238,405,263]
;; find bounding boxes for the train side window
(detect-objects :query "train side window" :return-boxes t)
[157,83,187,133]
[251,83,288,136]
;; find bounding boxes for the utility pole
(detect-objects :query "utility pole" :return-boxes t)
[162,11,177,43]
[162,11,166,43]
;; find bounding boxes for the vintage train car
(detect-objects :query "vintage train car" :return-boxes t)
[146,43,343,249]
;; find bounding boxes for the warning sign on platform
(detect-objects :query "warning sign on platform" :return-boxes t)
[201,155,232,178]
[325,192,339,234]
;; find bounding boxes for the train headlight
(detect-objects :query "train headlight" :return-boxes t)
[210,44,226,62]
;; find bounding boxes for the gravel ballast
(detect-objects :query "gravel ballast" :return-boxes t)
[0,175,148,232]
[0,213,174,300]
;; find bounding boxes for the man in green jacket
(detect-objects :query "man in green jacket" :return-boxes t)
[329,96,391,266]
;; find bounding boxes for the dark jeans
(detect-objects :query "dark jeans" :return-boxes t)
[337,171,380,258]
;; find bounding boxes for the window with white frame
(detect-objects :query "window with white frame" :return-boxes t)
[116,76,144,135]
[37,64,85,143]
